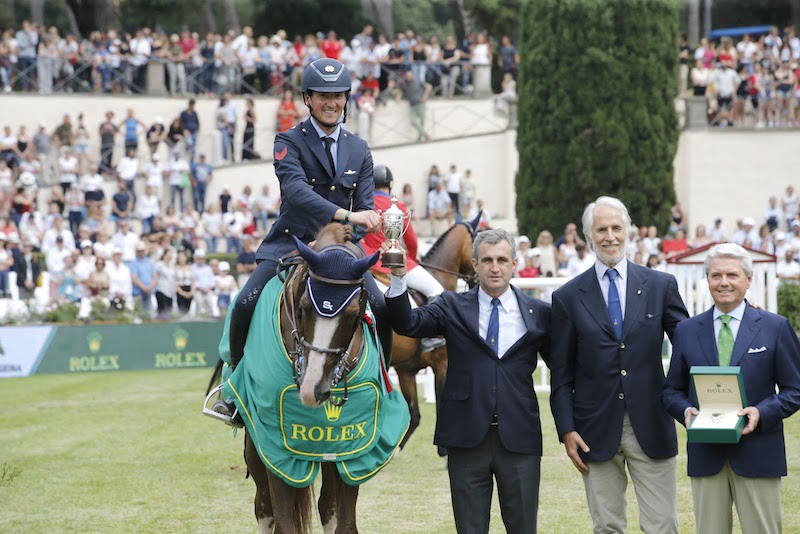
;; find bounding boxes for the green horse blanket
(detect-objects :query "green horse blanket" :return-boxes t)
[218,276,409,488]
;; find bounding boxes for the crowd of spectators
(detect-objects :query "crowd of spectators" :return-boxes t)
[685,24,800,127]
[0,21,518,101]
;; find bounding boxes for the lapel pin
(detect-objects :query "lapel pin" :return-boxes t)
[528,309,533,314]
[301,128,306,133]
[647,313,654,318]
[344,169,356,175]
[637,289,642,295]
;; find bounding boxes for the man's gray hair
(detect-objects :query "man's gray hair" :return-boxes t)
[581,196,632,250]
[472,228,516,260]
[704,243,753,277]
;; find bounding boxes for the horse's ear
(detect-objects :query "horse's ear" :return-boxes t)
[469,210,483,232]
[351,250,380,275]
[292,236,322,267]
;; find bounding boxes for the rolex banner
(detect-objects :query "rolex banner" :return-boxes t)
[689,366,748,444]
[0,322,222,377]
[223,276,410,488]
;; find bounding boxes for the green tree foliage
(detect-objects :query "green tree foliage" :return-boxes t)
[516,0,680,238]
[252,0,363,40]
[464,0,522,41]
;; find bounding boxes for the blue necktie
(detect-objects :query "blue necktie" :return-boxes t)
[607,268,623,340]
[486,298,500,353]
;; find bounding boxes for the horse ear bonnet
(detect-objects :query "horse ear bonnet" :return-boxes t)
[295,239,380,317]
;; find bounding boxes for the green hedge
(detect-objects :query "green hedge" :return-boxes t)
[778,283,800,332]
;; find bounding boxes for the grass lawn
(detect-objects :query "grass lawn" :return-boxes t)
[2,368,800,533]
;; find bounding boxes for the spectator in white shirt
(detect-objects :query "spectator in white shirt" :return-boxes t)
[192,248,217,317]
[201,203,222,253]
[137,184,161,235]
[764,195,783,232]
[566,243,597,279]
[166,150,190,211]
[41,215,75,255]
[115,147,140,204]
[144,153,164,197]
[445,164,462,222]
[110,219,139,264]
[107,248,133,308]
[782,185,798,231]
[57,146,79,195]
[777,248,800,283]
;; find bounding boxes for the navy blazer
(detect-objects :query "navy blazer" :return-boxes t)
[386,285,551,455]
[257,118,374,262]
[663,304,800,477]
[550,261,688,462]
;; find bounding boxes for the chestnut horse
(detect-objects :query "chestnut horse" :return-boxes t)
[211,224,409,533]
[376,218,479,456]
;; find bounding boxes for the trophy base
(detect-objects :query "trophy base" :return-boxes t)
[381,250,405,269]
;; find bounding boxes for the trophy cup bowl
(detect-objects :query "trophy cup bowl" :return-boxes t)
[381,195,408,268]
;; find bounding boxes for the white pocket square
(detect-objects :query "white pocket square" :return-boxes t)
[747,346,767,353]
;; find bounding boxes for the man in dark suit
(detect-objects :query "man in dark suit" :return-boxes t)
[213,58,383,423]
[385,228,551,533]
[663,243,800,534]
[12,238,41,300]
[550,196,688,534]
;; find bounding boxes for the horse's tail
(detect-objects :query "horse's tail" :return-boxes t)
[205,358,224,396]
[294,486,315,534]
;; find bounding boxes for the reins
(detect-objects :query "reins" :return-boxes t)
[277,247,368,407]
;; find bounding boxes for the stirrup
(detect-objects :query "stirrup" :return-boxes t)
[202,384,242,427]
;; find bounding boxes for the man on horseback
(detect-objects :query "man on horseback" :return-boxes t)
[213,57,391,423]
[361,164,445,353]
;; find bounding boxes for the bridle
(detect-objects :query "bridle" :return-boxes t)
[279,245,368,407]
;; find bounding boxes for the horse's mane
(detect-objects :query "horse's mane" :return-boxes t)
[421,222,471,262]
[313,223,363,257]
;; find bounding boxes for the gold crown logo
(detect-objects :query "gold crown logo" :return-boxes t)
[173,329,189,351]
[324,398,343,422]
[715,382,722,388]
[87,332,103,353]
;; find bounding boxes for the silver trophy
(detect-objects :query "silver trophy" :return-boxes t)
[380,195,411,268]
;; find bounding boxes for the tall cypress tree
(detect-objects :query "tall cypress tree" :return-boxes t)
[515,0,680,237]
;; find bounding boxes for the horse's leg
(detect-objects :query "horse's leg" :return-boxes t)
[266,472,314,534]
[395,365,421,450]
[244,432,275,533]
[319,462,338,534]
[333,468,359,534]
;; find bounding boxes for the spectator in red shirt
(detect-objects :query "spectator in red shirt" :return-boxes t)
[320,31,342,59]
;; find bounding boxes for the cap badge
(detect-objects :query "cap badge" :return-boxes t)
[324,65,335,72]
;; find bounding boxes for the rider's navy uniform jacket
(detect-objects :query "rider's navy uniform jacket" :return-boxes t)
[257,117,374,263]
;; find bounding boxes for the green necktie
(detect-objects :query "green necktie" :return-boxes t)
[718,314,734,366]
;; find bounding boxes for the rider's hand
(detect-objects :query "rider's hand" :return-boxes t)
[348,210,382,233]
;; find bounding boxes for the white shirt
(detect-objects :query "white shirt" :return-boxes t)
[777,258,800,279]
[167,158,189,186]
[201,211,222,237]
[386,277,526,358]
[111,231,140,262]
[107,260,132,299]
[566,253,596,279]
[58,155,78,184]
[137,193,160,219]
[594,259,628,317]
[116,156,139,181]
[446,171,461,194]
[144,163,164,189]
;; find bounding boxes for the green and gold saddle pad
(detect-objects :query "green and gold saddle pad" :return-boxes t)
[219,276,409,488]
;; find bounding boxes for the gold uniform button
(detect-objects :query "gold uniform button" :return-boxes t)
[618,393,625,400]
[311,178,316,183]
[284,229,289,233]
[621,370,627,376]
[330,185,336,191]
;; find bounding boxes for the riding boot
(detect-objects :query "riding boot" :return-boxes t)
[211,317,248,427]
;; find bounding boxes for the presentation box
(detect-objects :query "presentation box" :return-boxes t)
[688,366,748,444]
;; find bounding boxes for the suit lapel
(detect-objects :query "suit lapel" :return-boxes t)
[504,287,535,355]
[730,305,761,367]
[577,269,616,339]
[695,308,719,365]
[300,119,334,177]
[621,262,645,340]
[335,131,352,183]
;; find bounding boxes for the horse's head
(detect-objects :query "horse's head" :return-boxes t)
[421,221,479,291]
[284,227,379,407]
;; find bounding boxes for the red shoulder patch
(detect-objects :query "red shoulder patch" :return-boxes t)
[274,146,288,161]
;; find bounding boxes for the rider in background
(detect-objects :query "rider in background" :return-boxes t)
[361,164,445,352]
[214,57,384,420]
